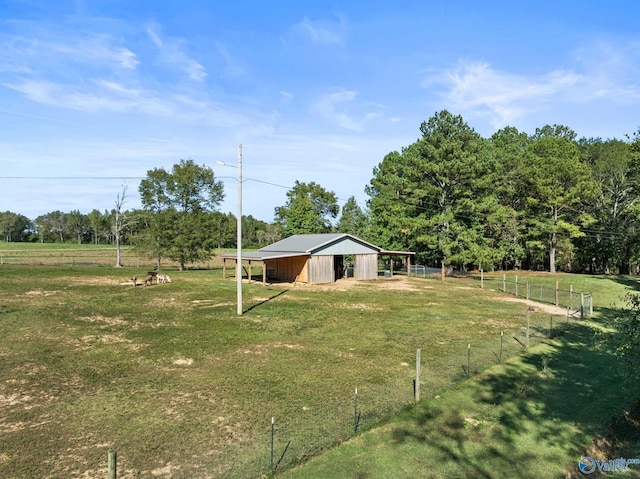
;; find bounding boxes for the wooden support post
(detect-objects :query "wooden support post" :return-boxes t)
[222,258,227,279]
[108,449,117,479]
[526,309,530,349]
[480,269,484,289]
[555,280,559,307]
[502,273,506,293]
[262,261,267,285]
[248,261,252,283]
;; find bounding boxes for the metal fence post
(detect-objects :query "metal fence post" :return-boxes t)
[270,417,275,471]
[415,349,421,402]
[526,309,530,349]
[467,343,471,377]
[354,388,359,433]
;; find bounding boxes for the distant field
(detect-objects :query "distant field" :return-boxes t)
[0,247,638,478]
[0,242,230,269]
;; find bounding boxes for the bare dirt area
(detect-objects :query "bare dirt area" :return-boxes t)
[490,296,569,316]
[302,275,426,291]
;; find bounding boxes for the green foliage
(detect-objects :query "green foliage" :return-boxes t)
[0,211,32,242]
[275,181,339,235]
[602,293,640,376]
[336,196,369,237]
[138,159,225,269]
[368,110,497,268]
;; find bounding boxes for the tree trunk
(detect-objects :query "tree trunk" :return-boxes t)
[549,231,556,274]
[549,206,558,274]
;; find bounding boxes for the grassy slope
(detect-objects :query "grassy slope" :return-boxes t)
[0,249,638,478]
[282,273,640,479]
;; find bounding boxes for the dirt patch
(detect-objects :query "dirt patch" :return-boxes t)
[483,318,519,329]
[342,302,387,311]
[173,359,194,366]
[238,342,304,355]
[77,315,128,326]
[490,296,569,316]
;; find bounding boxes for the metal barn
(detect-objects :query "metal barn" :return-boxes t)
[221,233,413,285]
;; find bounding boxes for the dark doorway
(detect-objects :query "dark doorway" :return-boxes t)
[334,255,344,281]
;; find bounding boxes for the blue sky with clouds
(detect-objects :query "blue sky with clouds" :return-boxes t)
[1,0,639,222]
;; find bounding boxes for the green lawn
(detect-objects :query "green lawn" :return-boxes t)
[0,250,638,478]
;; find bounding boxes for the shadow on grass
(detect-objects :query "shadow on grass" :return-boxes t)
[390,322,640,478]
[244,289,289,313]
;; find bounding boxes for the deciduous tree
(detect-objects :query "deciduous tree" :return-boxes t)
[139,159,224,270]
[275,181,339,236]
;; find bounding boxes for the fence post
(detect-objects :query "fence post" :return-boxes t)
[270,417,275,471]
[415,349,421,403]
[480,269,484,289]
[580,293,585,319]
[354,388,359,433]
[499,331,503,362]
[526,309,530,349]
[502,274,506,293]
[515,275,519,297]
[526,281,530,300]
[589,293,593,315]
[555,280,559,307]
[570,285,573,311]
[108,449,117,479]
[467,343,471,377]
[549,315,553,339]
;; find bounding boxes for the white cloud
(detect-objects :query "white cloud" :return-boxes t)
[293,15,346,46]
[424,41,640,132]
[423,61,584,128]
[146,23,207,81]
[313,89,362,131]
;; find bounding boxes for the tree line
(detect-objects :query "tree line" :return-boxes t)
[3,111,640,273]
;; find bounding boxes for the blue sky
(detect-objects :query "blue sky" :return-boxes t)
[1,0,639,223]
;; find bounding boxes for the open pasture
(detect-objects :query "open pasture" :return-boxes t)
[0,256,637,477]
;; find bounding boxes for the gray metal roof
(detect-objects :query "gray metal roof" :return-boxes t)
[261,233,382,254]
[220,234,413,261]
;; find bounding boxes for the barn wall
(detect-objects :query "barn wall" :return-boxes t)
[265,256,309,283]
[308,255,334,284]
[355,254,378,280]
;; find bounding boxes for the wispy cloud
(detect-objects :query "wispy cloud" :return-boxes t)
[423,60,583,128]
[312,88,389,131]
[292,15,347,46]
[424,42,640,130]
[145,23,207,81]
[313,89,363,131]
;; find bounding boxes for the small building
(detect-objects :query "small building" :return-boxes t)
[221,233,414,285]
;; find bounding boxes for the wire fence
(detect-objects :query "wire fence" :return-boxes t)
[104,305,583,478]
[471,272,593,317]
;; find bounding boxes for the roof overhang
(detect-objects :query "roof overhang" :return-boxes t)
[379,250,416,256]
[219,251,310,261]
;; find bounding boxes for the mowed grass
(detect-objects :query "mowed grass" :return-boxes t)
[0,248,639,478]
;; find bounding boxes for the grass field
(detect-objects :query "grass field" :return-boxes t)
[1,243,639,478]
